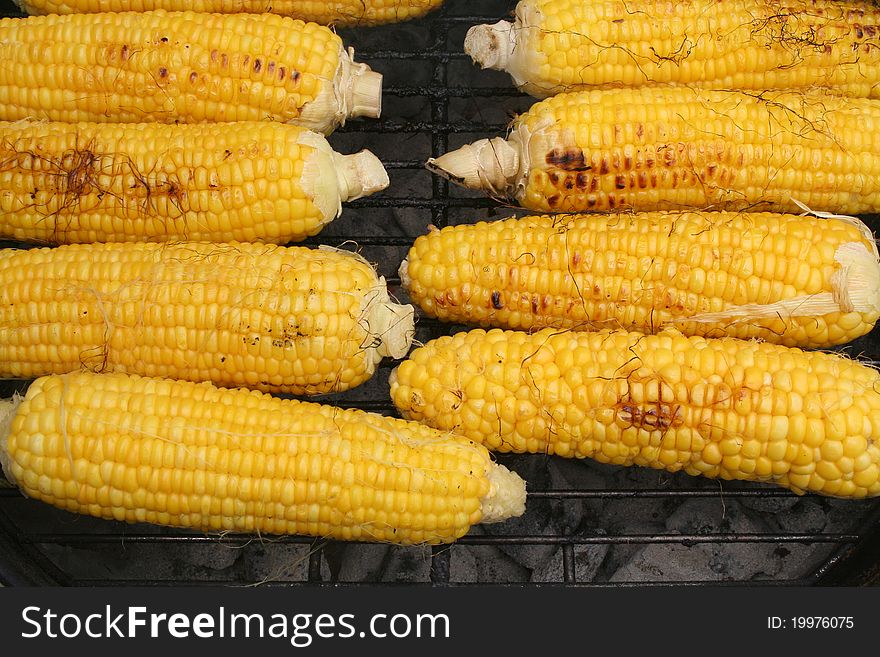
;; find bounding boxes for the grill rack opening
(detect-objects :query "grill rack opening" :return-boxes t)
[0,0,878,587]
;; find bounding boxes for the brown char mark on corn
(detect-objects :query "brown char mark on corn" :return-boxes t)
[543,135,734,210]
[617,401,684,432]
[545,147,591,172]
[0,134,191,222]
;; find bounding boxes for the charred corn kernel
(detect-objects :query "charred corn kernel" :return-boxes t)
[0,371,526,544]
[0,11,382,134]
[427,87,880,215]
[0,120,388,245]
[390,327,880,498]
[401,212,880,348]
[14,0,445,26]
[0,242,415,395]
[466,0,880,99]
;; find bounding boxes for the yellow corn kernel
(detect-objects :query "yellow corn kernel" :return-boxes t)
[0,120,387,244]
[0,241,415,395]
[466,0,880,99]
[0,11,382,134]
[390,327,880,498]
[0,371,526,544]
[428,87,880,215]
[401,212,880,348]
[15,0,445,26]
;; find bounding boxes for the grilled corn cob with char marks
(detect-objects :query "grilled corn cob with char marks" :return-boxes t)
[428,87,880,215]
[14,0,445,26]
[0,11,382,134]
[0,241,415,395]
[390,328,880,498]
[0,120,388,245]
[0,371,526,544]
[400,211,880,348]
[467,0,880,99]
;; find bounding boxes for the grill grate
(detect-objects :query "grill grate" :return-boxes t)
[0,0,879,587]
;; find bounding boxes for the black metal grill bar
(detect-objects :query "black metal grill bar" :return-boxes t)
[429,21,451,235]
[375,160,435,169]
[303,236,416,247]
[307,548,324,583]
[384,85,522,98]
[18,532,862,546]
[51,576,818,587]
[357,51,473,59]
[348,197,502,209]
[525,489,805,499]
[562,543,576,583]
[334,119,511,133]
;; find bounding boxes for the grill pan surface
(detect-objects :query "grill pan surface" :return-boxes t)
[0,0,878,586]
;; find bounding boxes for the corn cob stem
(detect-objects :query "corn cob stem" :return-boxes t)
[333,149,391,202]
[399,212,880,347]
[299,47,383,134]
[390,327,880,498]
[0,242,415,394]
[465,20,518,79]
[428,136,520,197]
[428,87,880,215]
[466,0,880,99]
[0,372,526,544]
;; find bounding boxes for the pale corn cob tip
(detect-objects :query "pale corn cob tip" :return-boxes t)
[0,395,20,487]
[481,461,527,523]
[360,274,416,359]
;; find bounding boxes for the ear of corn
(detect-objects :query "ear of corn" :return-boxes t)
[0,120,388,245]
[14,0,445,26]
[390,327,880,498]
[427,87,880,215]
[0,371,527,544]
[0,241,415,395]
[400,211,880,348]
[466,0,880,99]
[0,10,382,134]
